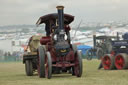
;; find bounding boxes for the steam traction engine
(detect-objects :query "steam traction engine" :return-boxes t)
[86,35,117,60]
[86,33,128,70]
[102,33,128,70]
[36,6,83,79]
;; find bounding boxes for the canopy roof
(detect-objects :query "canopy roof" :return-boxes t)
[36,13,74,26]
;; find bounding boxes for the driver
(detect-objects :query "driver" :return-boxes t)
[45,19,55,36]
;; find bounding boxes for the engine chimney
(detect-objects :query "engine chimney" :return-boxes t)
[56,6,64,29]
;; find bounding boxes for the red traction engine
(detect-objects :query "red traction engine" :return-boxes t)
[36,6,83,79]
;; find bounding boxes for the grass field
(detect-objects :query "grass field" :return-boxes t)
[0,60,128,85]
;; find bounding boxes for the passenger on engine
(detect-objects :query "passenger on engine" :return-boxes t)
[64,24,71,34]
[122,32,128,40]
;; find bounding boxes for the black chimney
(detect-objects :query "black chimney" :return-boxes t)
[56,6,64,29]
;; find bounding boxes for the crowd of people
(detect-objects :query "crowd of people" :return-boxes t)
[0,50,23,62]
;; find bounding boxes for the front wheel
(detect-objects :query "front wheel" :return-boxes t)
[74,51,83,77]
[45,52,52,79]
[25,60,33,76]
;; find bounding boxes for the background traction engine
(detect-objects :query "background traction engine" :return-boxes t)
[36,6,83,79]
[102,33,128,70]
[86,35,117,60]
[85,34,128,70]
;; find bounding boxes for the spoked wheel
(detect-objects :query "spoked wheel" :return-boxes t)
[37,45,45,78]
[74,50,83,77]
[86,49,93,60]
[96,48,104,60]
[45,52,52,79]
[25,60,33,76]
[102,54,115,70]
[115,53,128,69]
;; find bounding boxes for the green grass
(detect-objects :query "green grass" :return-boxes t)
[0,60,128,85]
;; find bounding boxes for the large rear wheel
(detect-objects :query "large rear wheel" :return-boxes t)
[102,54,115,70]
[72,44,77,76]
[115,53,128,69]
[74,51,83,77]
[25,60,33,76]
[37,45,45,78]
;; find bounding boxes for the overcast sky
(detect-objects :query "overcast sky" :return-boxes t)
[0,0,128,26]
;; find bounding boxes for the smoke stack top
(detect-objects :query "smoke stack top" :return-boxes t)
[56,6,64,10]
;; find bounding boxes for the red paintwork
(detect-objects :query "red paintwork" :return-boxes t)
[111,51,115,56]
[50,49,75,68]
[102,55,111,70]
[52,63,75,67]
[115,55,124,69]
[51,50,74,62]
[40,36,51,45]
[40,35,76,68]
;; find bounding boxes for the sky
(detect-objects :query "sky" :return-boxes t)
[0,0,128,26]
